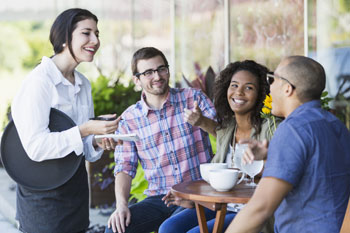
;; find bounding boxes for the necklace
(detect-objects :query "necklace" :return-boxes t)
[230,124,238,168]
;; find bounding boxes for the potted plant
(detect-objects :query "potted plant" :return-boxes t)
[89,72,145,207]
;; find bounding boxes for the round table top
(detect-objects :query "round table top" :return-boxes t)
[172,179,255,204]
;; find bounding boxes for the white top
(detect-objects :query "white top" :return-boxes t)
[11,56,103,162]
[225,143,245,212]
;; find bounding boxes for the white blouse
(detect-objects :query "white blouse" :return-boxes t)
[12,56,103,162]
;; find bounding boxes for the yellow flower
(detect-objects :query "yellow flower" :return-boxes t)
[261,94,277,138]
[263,94,272,110]
[262,107,271,114]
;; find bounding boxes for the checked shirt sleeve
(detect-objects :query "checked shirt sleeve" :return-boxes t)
[194,90,216,121]
[113,118,139,178]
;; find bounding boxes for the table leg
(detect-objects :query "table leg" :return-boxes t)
[212,203,227,233]
[195,203,209,233]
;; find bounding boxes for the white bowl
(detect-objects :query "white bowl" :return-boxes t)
[200,163,228,182]
[209,169,244,192]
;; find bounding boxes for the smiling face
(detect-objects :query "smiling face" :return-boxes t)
[134,55,170,97]
[68,18,100,63]
[227,70,259,116]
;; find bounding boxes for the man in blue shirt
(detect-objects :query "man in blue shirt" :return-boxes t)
[226,56,350,233]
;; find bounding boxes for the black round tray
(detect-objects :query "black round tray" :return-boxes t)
[0,108,83,191]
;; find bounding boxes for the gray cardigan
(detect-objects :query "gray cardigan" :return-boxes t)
[211,118,278,163]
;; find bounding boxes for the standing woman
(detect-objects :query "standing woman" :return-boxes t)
[11,8,118,233]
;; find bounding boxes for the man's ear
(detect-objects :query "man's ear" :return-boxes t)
[133,76,140,86]
[284,84,294,97]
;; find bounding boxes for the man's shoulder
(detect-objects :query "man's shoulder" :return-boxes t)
[169,87,206,102]
[120,101,143,119]
[170,87,203,95]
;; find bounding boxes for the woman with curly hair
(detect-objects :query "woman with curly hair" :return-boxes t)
[159,60,276,233]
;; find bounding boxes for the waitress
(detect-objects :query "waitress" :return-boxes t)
[11,8,118,233]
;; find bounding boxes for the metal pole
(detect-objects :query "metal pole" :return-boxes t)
[131,0,135,52]
[170,0,176,87]
[224,0,231,66]
[304,0,308,57]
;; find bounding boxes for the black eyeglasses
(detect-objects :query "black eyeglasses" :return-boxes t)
[135,65,169,79]
[266,73,296,89]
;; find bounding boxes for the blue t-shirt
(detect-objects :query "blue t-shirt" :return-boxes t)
[263,100,350,233]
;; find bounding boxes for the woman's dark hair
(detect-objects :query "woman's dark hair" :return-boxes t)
[49,8,98,61]
[214,60,270,136]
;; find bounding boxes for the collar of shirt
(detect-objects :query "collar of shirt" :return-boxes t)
[41,56,83,93]
[287,100,321,119]
[140,88,175,116]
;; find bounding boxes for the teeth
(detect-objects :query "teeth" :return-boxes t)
[234,99,245,104]
[85,48,95,52]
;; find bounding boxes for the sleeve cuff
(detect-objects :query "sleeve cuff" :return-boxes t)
[83,135,104,162]
[67,126,84,155]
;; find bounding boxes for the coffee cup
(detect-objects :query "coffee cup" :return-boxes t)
[200,163,228,183]
[209,169,245,192]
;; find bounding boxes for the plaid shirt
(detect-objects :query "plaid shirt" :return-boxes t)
[114,88,216,196]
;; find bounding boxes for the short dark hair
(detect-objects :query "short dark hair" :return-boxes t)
[49,8,98,61]
[131,47,168,75]
[214,60,270,135]
[283,56,325,102]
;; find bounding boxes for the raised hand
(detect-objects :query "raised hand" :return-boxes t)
[184,101,203,126]
[239,139,269,165]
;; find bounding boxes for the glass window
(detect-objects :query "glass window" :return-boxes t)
[175,0,225,82]
[229,0,304,69]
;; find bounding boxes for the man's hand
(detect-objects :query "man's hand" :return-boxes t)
[94,137,120,151]
[107,203,131,233]
[184,101,203,126]
[239,139,269,164]
[162,190,194,209]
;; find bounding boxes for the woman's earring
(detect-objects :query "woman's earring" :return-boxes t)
[62,43,66,48]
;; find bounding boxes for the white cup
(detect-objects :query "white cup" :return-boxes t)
[209,169,245,192]
[200,163,228,183]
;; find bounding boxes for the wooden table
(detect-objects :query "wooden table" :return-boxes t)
[171,179,255,233]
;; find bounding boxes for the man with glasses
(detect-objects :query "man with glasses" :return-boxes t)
[105,47,217,233]
[226,56,350,233]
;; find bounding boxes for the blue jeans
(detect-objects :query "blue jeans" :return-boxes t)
[158,207,236,233]
[104,195,183,233]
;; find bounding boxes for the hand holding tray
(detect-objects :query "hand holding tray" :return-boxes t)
[94,133,140,143]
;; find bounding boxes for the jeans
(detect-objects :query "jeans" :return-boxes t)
[104,195,183,233]
[158,207,236,233]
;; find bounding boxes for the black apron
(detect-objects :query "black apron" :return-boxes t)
[16,159,89,233]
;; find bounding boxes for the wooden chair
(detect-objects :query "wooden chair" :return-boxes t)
[340,198,350,233]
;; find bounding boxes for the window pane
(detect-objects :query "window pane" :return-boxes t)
[175,0,225,82]
[230,0,304,69]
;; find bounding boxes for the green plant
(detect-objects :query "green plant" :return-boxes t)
[320,91,333,111]
[2,102,11,131]
[91,73,141,116]
[129,163,148,202]
[90,72,150,204]
[209,134,217,155]
[181,63,216,101]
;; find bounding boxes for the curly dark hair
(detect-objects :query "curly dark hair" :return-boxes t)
[214,60,270,136]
